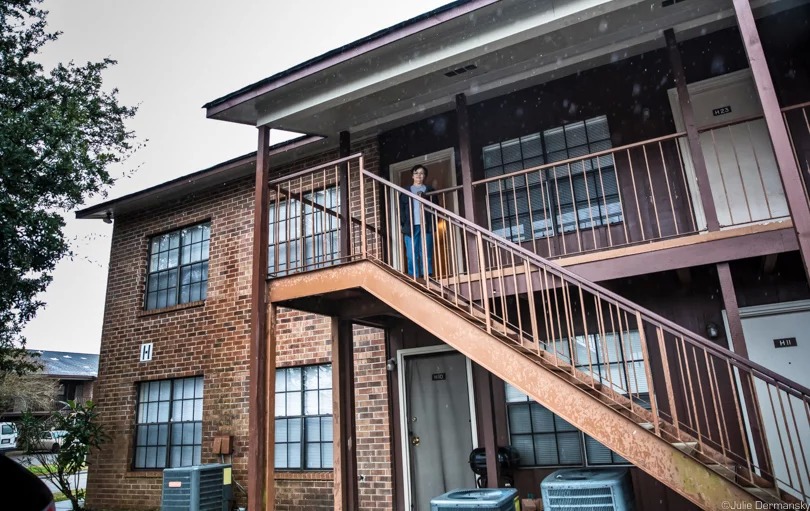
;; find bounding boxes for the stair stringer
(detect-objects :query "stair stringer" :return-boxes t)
[268,260,758,511]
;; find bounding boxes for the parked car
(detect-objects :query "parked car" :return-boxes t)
[22,430,63,453]
[0,422,18,452]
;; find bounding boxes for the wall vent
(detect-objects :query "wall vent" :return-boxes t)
[445,64,478,77]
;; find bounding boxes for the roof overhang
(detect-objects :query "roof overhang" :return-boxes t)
[76,134,328,221]
[205,0,804,140]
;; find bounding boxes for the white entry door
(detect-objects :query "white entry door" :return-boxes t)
[399,347,477,510]
[727,300,810,501]
[668,69,788,229]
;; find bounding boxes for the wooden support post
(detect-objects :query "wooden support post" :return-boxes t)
[250,126,271,511]
[473,363,500,488]
[732,0,810,282]
[340,131,352,260]
[332,318,358,510]
[716,262,771,479]
[456,93,480,275]
[664,28,720,232]
[456,93,476,223]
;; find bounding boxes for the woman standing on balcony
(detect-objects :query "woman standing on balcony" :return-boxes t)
[399,164,436,278]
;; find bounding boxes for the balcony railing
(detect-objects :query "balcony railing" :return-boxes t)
[469,106,805,259]
[265,150,810,503]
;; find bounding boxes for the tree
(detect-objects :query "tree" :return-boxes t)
[18,400,108,511]
[0,370,58,419]
[0,0,137,373]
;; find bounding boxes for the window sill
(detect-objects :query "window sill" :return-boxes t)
[138,300,205,318]
[274,470,333,480]
[126,470,163,478]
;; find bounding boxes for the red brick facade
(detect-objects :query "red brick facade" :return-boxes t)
[86,139,391,510]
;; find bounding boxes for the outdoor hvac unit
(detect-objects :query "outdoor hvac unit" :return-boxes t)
[161,463,233,511]
[430,488,519,511]
[541,468,634,511]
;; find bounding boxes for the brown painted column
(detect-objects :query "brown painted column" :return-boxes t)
[456,94,476,223]
[340,131,352,260]
[456,93,482,277]
[716,262,771,479]
[332,318,359,510]
[473,363,501,488]
[664,28,720,231]
[250,126,272,511]
[732,0,810,281]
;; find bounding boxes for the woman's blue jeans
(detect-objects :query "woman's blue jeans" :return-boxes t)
[404,225,433,277]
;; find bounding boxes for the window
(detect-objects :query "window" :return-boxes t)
[145,223,210,310]
[269,187,340,276]
[483,116,622,242]
[552,330,649,402]
[506,383,627,467]
[275,365,333,470]
[505,330,648,467]
[134,376,203,469]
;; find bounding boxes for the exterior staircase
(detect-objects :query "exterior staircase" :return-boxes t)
[266,154,810,510]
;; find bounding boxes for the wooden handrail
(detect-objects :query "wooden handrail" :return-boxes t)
[363,168,810,400]
[471,132,686,186]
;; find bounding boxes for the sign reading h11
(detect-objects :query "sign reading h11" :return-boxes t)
[140,343,153,362]
[432,373,446,381]
[773,337,798,349]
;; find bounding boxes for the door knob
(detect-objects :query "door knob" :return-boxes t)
[411,436,421,446]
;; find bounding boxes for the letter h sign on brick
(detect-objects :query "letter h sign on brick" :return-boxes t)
[140,343,153,362]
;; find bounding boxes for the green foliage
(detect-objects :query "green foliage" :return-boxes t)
[0,0,137,373]
[18,400,108,511]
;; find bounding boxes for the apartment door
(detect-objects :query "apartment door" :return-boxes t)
[668,69,788,229]
[400,348,476,510]
[390,149,459,278]
[726,300,810,500]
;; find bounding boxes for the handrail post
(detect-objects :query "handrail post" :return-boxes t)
[359,156,367,259]
[339,131,351,261]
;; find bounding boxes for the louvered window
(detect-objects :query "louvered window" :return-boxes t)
[483,116,622,242]
[134,376,203,469]
[275,365,333,470]
[269,187,340,276]
[505,330,648,467]
[145,223,210,310]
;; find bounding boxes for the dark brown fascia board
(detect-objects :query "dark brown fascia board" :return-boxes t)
[570,227,799,283]
[203,0,499,119]
[76,134,324,220]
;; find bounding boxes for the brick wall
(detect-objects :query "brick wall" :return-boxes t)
[85,176,255,511]
[86,138,393,511]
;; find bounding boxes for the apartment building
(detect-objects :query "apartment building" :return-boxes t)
[78,1,810,509]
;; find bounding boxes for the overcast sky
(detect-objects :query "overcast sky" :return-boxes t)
[23,0,450,354]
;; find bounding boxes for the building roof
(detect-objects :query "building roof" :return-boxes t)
[75,134,326,220]
[203,0,480,111]
[30,350,99,379]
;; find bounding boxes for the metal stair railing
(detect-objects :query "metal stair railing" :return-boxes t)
[267,152,810,503]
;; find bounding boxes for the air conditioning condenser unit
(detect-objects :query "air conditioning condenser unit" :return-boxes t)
[541,468,634,511]
[431,488,519,511]
[161,463,233,511]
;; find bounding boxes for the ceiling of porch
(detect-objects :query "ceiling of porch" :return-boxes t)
[207,0,806,144]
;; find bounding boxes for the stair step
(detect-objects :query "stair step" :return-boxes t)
[707,463,736,479]
[745,487,782,504]
[671,441,698,455]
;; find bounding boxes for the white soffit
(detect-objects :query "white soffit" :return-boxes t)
[254,0,648,127]
[254,0,805,136]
